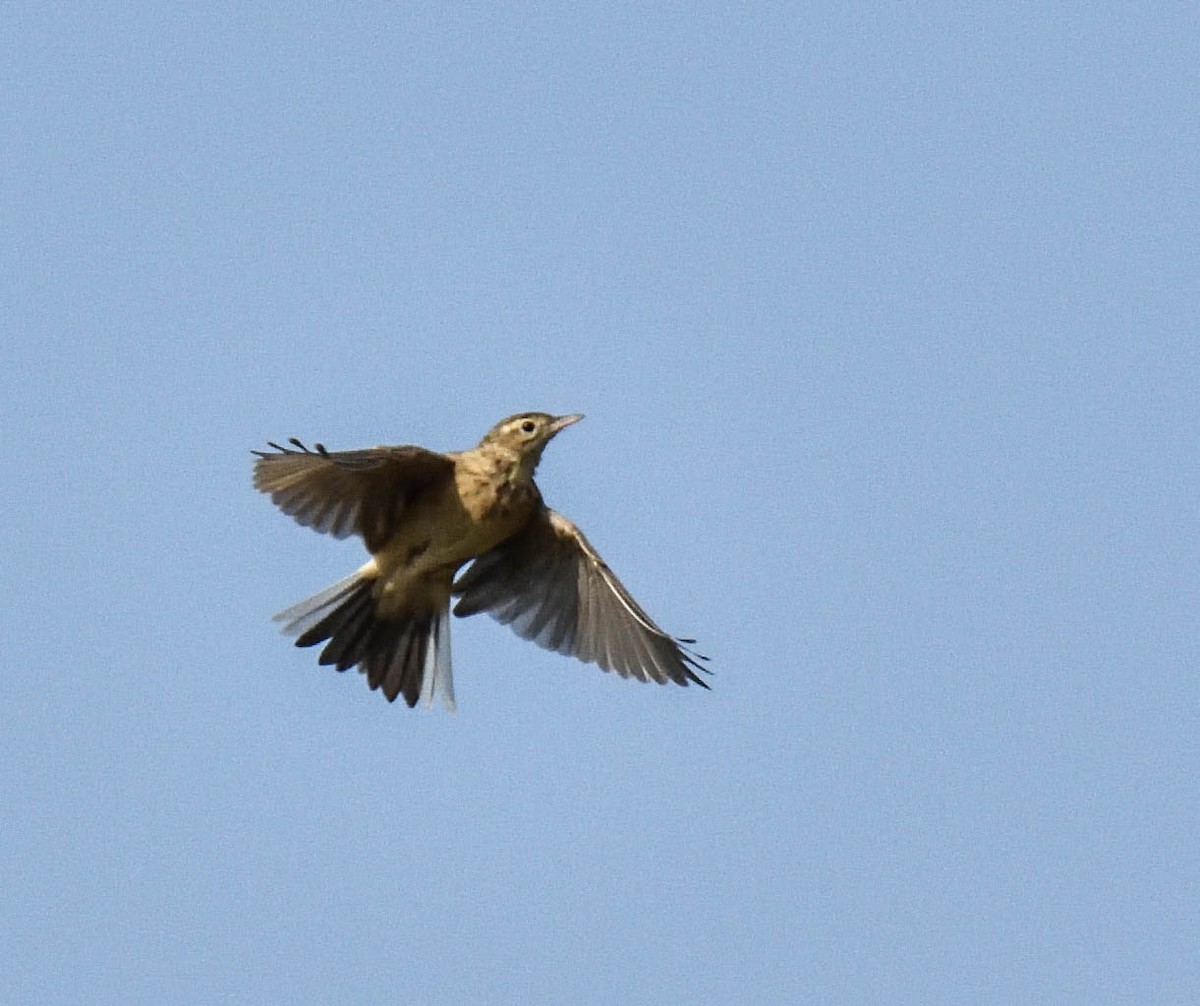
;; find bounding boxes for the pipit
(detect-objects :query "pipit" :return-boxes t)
[253,413,709,709]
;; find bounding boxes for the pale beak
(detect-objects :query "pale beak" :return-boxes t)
[549,413,584,434]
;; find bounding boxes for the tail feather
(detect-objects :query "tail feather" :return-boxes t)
[273,572,456,711]
[368,619,426,707]
[422,613,454,708]
[273,570,363,635]
[309,589,376,670]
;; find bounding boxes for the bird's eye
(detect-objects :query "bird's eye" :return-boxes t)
[521,420,536,434]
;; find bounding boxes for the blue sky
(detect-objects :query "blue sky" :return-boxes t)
[3,5,1197,1004]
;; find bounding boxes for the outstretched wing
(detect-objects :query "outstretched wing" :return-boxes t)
[253,439,455,553]
[453,509,709,688]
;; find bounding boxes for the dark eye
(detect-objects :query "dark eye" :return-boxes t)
[521,419,536,434]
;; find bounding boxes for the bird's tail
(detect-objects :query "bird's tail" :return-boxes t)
[273,569,456,711]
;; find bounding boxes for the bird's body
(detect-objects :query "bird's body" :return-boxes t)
[253,412,708,709]
[367,449,539,619]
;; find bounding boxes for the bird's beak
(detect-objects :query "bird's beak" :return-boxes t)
[549,413,584,434]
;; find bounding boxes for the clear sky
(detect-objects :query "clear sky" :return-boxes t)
[3,5,1197,1004]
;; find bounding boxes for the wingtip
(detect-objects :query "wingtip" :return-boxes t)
[682,657,713,689]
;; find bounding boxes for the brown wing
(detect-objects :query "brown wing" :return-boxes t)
[452,509,710,688]
[253,438,455,552]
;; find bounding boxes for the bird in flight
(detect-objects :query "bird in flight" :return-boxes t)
[253,412,709,710]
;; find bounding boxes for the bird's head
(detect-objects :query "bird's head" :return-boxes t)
[480,412,583,475]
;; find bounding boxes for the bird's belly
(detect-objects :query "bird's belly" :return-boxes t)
[369,485,534,617]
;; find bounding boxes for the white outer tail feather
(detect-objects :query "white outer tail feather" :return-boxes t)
[419,608,456,711]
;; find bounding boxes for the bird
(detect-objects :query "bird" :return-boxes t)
[252,412,709,710]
